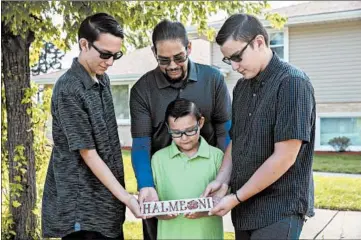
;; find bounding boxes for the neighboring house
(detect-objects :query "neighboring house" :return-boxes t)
[33,1,361,151]
[188,1,361,151]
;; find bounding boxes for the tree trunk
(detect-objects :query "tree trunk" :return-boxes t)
[1,24,37,240]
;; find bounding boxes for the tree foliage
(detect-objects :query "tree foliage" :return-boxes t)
[31,42,65,76]
[1,1,285,239]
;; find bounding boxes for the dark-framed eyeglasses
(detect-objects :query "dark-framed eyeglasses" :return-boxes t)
[222,35,257,65]
[156,51,188,66]
[167,122,199,138]
[89,42,123,60]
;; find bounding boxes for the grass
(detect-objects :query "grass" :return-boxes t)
[314,175,361,211]
[313,153,361,174]
[123,150,138,194]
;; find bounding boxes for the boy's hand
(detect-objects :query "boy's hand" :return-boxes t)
[157,213,178,220]
[184,211,208,219]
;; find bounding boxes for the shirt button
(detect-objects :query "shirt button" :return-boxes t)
[253,93,256,97]
[249,113,252,116]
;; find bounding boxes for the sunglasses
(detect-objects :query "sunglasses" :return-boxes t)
[156,52,188,66]
[89,42,123,60]
[166,122,199,138]
[222,35,257,65]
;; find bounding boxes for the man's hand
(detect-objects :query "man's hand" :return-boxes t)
[157,213,178,220]
[124,194,145,219]
[184,211,208,219]
[209,194,239,217]
[138,187,159,219]
[201,180,228,198]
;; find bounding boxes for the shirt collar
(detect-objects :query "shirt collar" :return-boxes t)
[155,59,198,89]
[70,58,105,89]
[253,51,283,83]
[169,136,210,160]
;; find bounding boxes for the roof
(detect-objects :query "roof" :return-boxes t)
[187,1,361,38]
[271,1,361,18]
[32,39,211,84]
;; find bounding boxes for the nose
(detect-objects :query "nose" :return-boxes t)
[181,133,188,141]
[231,61,240,71]
[105,57,114,66]
[167,59,178,69]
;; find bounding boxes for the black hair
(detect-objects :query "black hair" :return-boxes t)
[216,13,269,47]
[165,98,202,123]
[78,13,124,49]
[152,19,189,53]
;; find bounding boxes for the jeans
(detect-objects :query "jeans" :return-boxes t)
[235,214,305,240]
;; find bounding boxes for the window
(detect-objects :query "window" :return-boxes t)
[111,84,132,124]
[320,117,361,146]
[269,32,284,60]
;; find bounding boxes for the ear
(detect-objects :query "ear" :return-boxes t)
[198,116,205,129]
[254,35,266,50]
[79,38,89,52]
[151,45,157,58]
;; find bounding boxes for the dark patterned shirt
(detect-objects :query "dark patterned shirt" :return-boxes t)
[42,58,125,238]
[230,52,316,230]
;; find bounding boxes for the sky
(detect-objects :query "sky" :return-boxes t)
[60,1,307,69]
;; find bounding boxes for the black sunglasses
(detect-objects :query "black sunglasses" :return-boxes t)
[156,51,188,66]
[166,122,199,138]
[222,35,257,65]
[89,42,123,60]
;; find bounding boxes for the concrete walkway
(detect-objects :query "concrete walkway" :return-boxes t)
[126,208,361,239]
[313,171,361,178]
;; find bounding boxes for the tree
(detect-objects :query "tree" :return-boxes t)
[1,1,285,239]
[31,42,65,76]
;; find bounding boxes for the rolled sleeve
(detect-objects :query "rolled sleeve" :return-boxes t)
[274,77,315,144]
[57,93,95,151]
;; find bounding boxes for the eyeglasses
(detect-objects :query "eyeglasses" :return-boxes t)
[156,51,188,66]
[89,42,123,60]
[222,35,257,65]
[167,123,199,138]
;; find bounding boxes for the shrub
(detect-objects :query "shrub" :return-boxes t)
[328,136,351,152]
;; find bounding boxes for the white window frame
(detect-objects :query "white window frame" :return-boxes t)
[315,112,361,151]
[111,81,133,126]
[267,27,289,62]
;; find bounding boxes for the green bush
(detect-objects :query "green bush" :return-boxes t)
[328,136,351,152]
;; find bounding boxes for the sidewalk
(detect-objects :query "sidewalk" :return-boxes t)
[125,208,361,239]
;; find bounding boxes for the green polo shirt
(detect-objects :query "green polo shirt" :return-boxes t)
[151,137,224,239]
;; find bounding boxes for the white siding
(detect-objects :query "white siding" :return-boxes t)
[289,20,361,103]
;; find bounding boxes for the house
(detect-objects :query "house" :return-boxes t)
[32,1,361,151]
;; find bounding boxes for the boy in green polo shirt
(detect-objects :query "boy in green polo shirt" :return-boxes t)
[150,98,224,239]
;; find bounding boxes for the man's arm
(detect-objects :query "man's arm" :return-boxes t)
[80,149,143,217]
[129,85,159,205]
[213,72,232,152]
[202,141,232,197]
[236,139,301,201]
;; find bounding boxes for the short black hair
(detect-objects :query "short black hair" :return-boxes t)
[165,98,202,123]
[78,13,124,48]
[216,13,269,47]
[152,19,189,53]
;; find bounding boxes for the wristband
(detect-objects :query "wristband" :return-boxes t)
[234,192,243,203]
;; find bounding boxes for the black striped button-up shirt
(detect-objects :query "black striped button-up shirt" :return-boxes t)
[42,58,125,238]
[230,52,316,230]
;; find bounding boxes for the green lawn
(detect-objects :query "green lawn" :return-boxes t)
[313,153,361,174]
[314,175,361,211]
